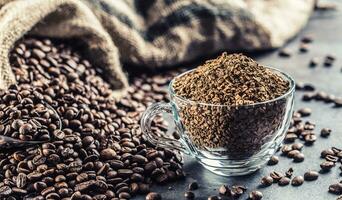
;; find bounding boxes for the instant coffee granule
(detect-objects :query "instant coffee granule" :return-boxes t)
[172,53,290,158]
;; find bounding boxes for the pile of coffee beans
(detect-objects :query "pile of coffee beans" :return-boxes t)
[0,85,61,142]
[0,37,186,199]
[172,53,291,158]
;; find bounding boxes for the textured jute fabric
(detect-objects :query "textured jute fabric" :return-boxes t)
[0,0,315,98]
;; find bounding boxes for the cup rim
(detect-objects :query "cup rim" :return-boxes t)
[168,66,295,108]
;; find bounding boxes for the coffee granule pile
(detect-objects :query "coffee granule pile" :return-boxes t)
[172,53,292,158]
[173,53,289,106]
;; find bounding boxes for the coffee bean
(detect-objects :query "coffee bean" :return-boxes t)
[267,155,279,165]
[297,108,312,117]
[248,190,263,200]
[260,176,273,187]
[309,57,319,67]
[279,48,291,57]
[329,183,342,195]
[304,133,317,145]
[188,181,199,190]
[334,98,342,107]
[278,177,290,186]
[293,152,305,162]
[291,143,304,151]
[304,170,319,181]
[184,191,195,199]
[146,192,162,200]
[270,171,284,182]
[320,128,332,137]
[218,185,230,195]
[284,133,297,143]
[285,168,294,178]
[299,43,309,52]
[326,154,339,162]
[230,185,247,198]
[320,161,335,171]
[100,148,117,160]
[208,195,221,200]
[291,176,304,186]
[301,35,313,43]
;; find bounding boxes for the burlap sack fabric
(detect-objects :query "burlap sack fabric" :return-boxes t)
[0,0,315,98]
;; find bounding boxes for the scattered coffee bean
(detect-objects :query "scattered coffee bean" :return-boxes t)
[292,143,304,151]
[260,176,273,187]
[270,171,284,182]
[293,152,305,162]
[248,190,263,200]
[321,149,335,158]
[285,168,294,178]
[304,170,319,181]
[320,161,335,171]
[146,192,162,200]
[218,185,230,196]
[329,183,342,195]
[291,176,304,186]
[267,156,279,165]
[188,181,199,190]
[279,48,292,57]
[281,145,293,155]
[321,128,332,137]
[301,35,314,43]
[184,191,195,199]
[278,177,291,186]
[299,43,309,52]
[297,108,312,117]
[208,195,221,200]
[334,98,342,108]
[288,150,301,158]
[230,185,247,198]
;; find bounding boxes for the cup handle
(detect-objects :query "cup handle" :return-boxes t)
[140,102,190,154]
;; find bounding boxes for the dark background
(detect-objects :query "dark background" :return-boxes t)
[137,1,342,199]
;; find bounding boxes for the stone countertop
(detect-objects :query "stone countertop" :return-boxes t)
[136,2,342,200]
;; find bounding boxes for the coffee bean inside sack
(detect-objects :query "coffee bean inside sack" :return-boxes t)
[0,37,185,199]
[172,53,290,158]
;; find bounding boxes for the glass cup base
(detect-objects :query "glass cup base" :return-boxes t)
[195,141,282,176]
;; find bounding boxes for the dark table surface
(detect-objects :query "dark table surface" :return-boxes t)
[136,2,342,200]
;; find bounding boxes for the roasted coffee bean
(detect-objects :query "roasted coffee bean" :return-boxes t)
[329,183,342,195]
[218,185,230,195]
[304,170,319,181]
[230,185,246,198]
[208,195,221,200]
[248,190,263,200]
[270,171,283,182]
[267,155,279,165]
[285,168,294,178]
[284,133,297,143]
[2,37,186,199]
[299,43,309,52]
[188,181,199,190]
[320,161,335,171]
[146,192,162,200]
[309,57,319,67]
[293,153,305,162]
[184,191,195,199]
[279,48,291,57]
[304,133,317,145]
[288,150,301,158]
[334,98,342,107]
[291,143,304,151]
[321,128,332,137]
[281,145,292,155]
[260,176,273,187]
[297,108,312,117]
[326,155,339,162]
[321,149,335,158]
[291,176,304,186]
[278,177,290,186]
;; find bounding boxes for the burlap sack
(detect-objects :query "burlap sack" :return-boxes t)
[0,0,315,99]
[0,0,128,98]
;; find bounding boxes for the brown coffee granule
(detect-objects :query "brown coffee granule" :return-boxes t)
[173,53,289,106]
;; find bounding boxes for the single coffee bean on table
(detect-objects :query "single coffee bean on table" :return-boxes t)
[291,176,304,186]
[320,128,332,137]
[260,176,274,187]
[320,161,335,171]
[304,170,319,181]
[173,53,290,159]
[278,177,291,186]
[184,191,195,199]
[329,183,342,195]
[248,190,263,200]
[267,155,279,165]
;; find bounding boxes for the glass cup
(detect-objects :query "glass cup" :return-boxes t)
[141,67,295,176]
